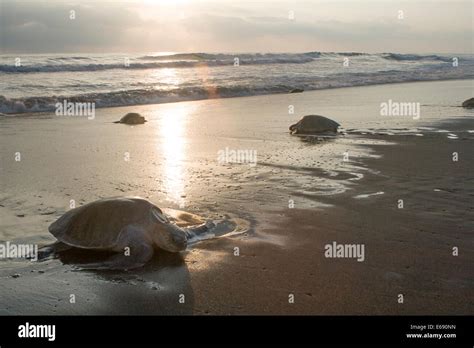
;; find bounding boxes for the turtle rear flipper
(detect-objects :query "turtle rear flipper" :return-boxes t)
[37,241,73,261]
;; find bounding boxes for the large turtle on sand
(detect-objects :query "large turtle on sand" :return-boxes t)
[289,115,340,135]
[45,197,213,270]
[114,113,147,125]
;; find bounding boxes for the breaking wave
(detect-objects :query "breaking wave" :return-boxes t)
[0,52,455,74]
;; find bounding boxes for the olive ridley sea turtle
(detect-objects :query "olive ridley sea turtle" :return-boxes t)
[114,113,147,125]
[45,197,215,270]
[289,115,341,135]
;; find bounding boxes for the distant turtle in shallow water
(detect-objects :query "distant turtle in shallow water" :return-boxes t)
[461,98,474,108]
[115,112,147,125]
[289,115,340,135]
[46,197,213,270]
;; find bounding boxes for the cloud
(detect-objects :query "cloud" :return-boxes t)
[0,0,472,53]
[7,2,146,51]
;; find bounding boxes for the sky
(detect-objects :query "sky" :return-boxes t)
[0,0,472,54]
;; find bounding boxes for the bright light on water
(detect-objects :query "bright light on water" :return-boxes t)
[155,102,194,208]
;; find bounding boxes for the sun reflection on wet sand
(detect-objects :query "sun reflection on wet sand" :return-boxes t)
[156,102,194,208]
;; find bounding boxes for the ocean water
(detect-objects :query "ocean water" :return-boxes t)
[1,52,473,114]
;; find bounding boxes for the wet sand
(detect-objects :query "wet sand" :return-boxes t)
[0,80,473,314]
[190,120,474,315]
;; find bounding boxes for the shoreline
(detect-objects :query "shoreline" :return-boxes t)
[1,78,472,116]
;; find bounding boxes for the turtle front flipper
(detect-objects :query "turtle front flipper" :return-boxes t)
[77,225,154,271]
[184,220,216,240]
[289,123,298,133]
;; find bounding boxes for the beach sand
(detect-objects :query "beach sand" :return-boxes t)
[0,79,473,314]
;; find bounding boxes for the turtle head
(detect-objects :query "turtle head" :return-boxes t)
[150,208,187,252]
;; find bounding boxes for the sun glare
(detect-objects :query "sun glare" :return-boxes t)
[156,102,194,208]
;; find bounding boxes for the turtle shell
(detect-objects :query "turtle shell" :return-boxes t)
[119,113,146,124]
[291,115,340,134]
[462,97,474,108]
[48,197,161,249]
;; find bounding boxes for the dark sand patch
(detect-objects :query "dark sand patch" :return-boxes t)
[188,119,474,315]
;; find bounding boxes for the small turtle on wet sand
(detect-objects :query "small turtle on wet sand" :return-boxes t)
[114,113,147,125]
[289,115,341,135]
[44,197,214,270]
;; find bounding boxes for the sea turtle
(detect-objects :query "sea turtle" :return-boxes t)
[461,97,474,108]
[289,115,340,135]
[45,197,212,270]
[114,112,147,125]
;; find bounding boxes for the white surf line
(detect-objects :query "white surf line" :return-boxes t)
[353,191,385,199]
[348,172,364,181]
[447,133,458,139]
